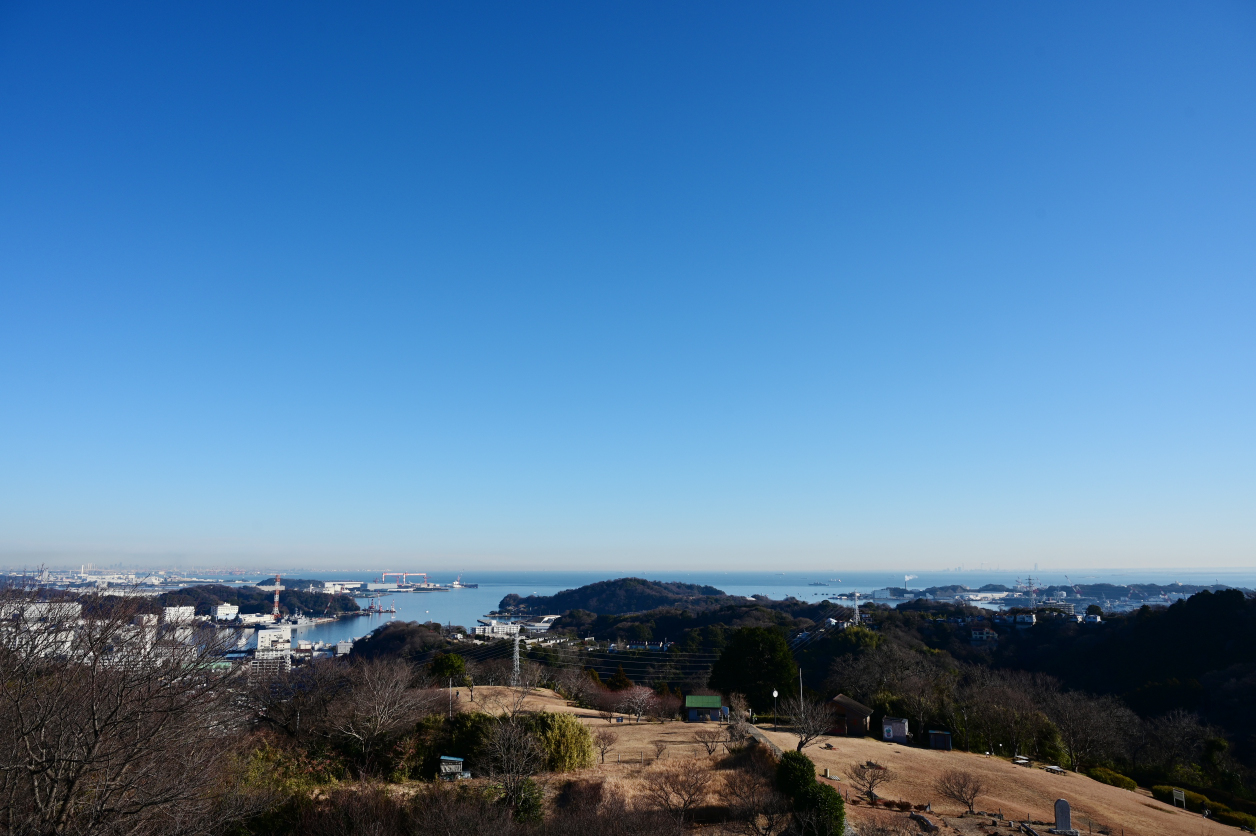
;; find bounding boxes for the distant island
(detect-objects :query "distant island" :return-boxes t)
[499,577,734,615]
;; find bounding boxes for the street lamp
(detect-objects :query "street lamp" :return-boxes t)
[772,689,778,731]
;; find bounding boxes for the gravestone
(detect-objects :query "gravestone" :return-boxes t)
[1049,798,1080,835]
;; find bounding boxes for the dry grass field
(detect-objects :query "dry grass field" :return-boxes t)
[459,685,1234,836]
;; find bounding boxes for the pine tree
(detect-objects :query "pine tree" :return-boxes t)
[606,665,634,691]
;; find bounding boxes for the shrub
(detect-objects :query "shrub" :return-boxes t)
[513,778,544,824]
[776,751,817,799]
[428,652,467,680]
[796,782,845,836]
[1151,786,1226,815]
[401,712,494,779]
[1215,810,1256,830]
[527,711,595,772]
[1086,767,1136,791]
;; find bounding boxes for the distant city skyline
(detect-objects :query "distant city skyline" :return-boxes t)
[2,4,1254,572]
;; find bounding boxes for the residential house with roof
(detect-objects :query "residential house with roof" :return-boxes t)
[828,693,874,736]
[684,694,727,722]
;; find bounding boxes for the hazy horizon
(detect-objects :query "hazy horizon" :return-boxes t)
[6,547,1256,576]
[2,4,1254,572]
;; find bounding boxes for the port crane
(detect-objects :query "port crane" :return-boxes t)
[379,572,426,585]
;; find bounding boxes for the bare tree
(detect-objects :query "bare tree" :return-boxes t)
[844,761,897,803]
[408,780,515,835]
[592,688,619,722]
[556,666,597,705]
[297,782,413,836]
[899,657,950,744]
[593,727,619,763]
[648,692,681,721]
[728,692,751,723]
[641,758,714,825]
[483,718,545,810]
[728,692,753,741]
[478,657,514,687]
[653,740,670,760]
[720,767,792,836]
[462,658,481,703]
[549,780,683,836]
[1045,690,1129,772]
[941,667,986,752]
[484,660,543,719]
[780,693,836,751]
[248,657,349,744]
[695,727,725,755]
[0,589,266,836]
[329,657,440,774]
[1141,709,1214,773]
[933,769,985,813]
[618,685,655,723]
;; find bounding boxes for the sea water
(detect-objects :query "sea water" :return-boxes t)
[277,568,1256,649]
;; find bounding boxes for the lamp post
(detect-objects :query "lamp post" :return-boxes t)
[773,689,778,731]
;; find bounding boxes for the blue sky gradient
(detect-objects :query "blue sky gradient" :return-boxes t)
[2,2,1254,570]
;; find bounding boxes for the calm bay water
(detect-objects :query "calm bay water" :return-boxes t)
[276,568,1256,649]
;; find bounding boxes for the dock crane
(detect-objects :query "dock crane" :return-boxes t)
[379,572,426,586]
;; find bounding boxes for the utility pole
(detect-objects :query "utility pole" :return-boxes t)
[448,677,453,718]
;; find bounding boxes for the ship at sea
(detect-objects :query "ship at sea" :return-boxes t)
[448,575,478,589]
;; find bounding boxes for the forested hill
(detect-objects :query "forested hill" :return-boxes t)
[499,577,732,615]
[155,584,361,616]
[1001,588,1256,722]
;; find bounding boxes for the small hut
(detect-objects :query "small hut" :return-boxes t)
[684,695,727,722]
[828,694,874,736]
[881,717,909,744]
[438,756,470,780]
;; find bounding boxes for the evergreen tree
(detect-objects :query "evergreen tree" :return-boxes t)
[606,665,634,691]
[708,626,797,712]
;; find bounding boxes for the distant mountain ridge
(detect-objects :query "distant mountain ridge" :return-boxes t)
[499,577,731,615]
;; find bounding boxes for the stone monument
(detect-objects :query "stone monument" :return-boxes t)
[1049,798,1080,836]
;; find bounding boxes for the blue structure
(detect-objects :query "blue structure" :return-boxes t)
[438,755,470,780]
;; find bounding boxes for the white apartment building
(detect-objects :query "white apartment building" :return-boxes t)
[251,626,292,678]
[162,605,195,624]
[473,619,524,638]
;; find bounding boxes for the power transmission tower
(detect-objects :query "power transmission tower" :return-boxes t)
[512,633,521,687]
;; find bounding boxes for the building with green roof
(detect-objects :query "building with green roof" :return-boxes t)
[684,694,727,722]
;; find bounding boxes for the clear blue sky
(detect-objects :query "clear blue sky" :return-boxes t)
[1,2,1254,572]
